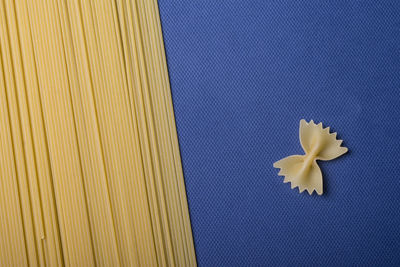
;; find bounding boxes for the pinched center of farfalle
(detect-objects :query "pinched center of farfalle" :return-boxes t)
[273,119,348,195]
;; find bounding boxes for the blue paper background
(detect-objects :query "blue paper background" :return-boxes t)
[158,1,400,266]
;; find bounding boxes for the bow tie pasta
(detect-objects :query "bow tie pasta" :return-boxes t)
[274,119,348,195]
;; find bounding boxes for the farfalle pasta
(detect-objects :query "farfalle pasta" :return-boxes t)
[274,119,348,195]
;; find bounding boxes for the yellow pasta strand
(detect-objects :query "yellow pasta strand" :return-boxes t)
[0,0,196,266]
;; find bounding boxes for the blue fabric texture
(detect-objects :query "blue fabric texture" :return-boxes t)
[157,1,400,266]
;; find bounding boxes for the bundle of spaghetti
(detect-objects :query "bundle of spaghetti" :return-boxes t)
[0,0,196,266]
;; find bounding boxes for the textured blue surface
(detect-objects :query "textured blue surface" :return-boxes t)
[157,1,400,266]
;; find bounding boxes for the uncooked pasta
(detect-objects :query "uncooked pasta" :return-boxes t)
[0,0,196,266]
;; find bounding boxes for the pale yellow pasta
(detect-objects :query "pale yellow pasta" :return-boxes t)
[0,0,196,266]
[274,119,348,195]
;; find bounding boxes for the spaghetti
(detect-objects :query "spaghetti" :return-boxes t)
[0,0,195,266]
